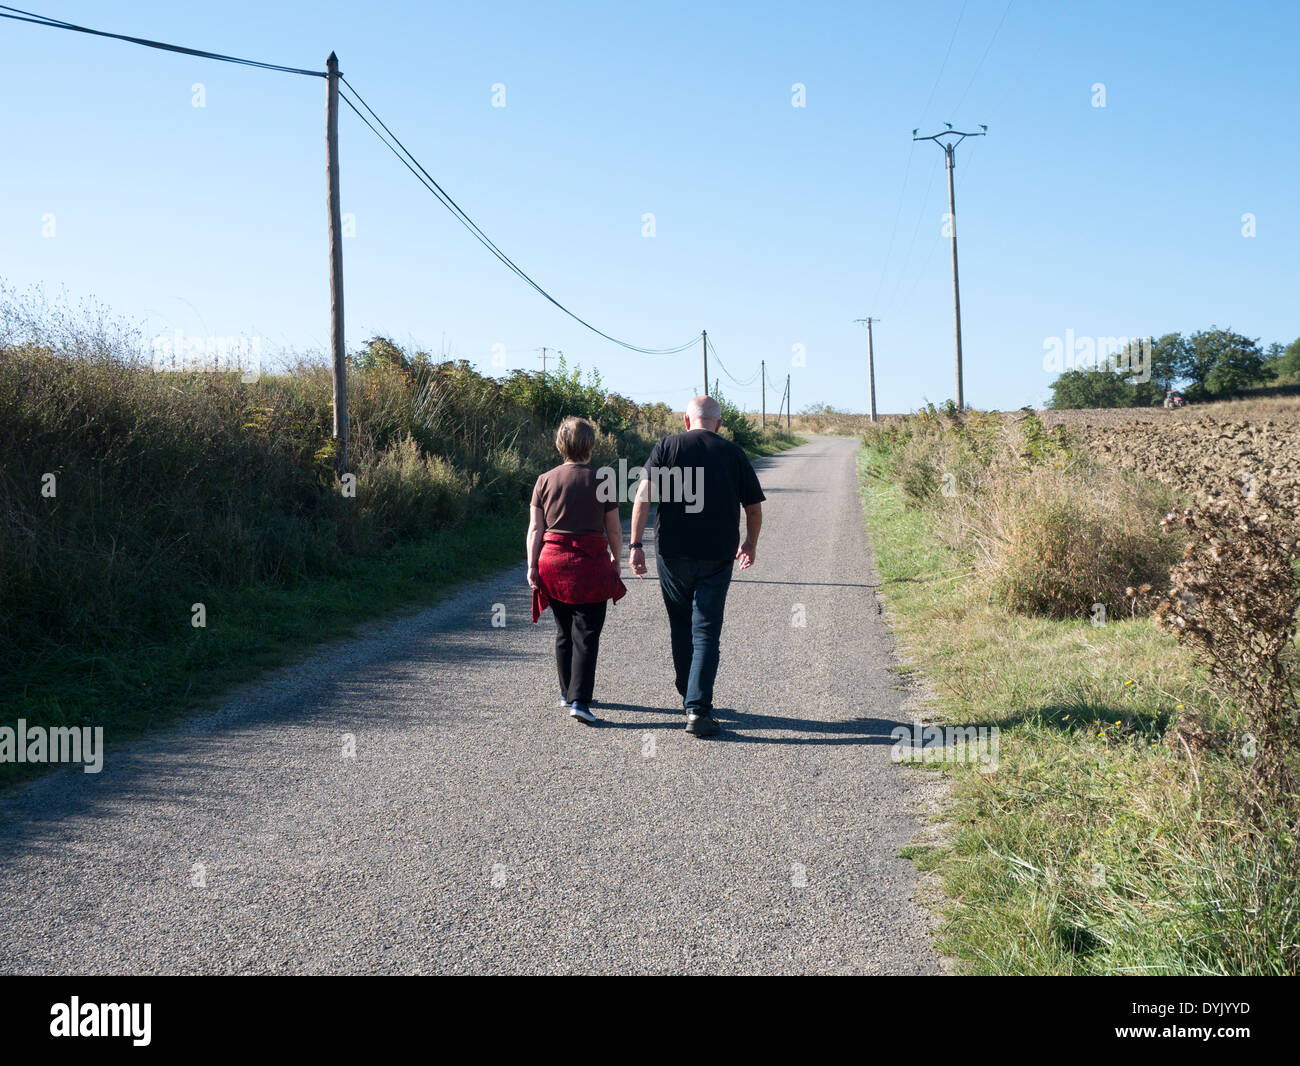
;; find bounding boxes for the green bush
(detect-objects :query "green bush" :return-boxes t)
[360,436,468,544]
[0,300,684,679]
[712,388,760,452]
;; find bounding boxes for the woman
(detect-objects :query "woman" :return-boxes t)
[528,416,627,725]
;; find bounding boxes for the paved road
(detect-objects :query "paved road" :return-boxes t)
[0,436,942,975]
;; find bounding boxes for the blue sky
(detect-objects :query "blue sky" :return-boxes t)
[2,0,1296,412]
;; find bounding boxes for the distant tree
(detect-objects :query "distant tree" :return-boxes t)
[1269,336,1300,383]
[1133,333,1187,405]
[1179,328,1271,399]
[1049,368,1136,409]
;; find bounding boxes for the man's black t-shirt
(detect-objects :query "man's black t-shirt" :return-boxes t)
[644,429,765,560]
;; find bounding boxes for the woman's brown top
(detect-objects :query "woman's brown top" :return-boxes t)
[530,462,616,534]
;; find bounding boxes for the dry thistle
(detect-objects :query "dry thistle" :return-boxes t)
[1155,483,1300,827]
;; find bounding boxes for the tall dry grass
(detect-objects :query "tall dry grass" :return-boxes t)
[0,293,677,675]
[863,406,1183,619]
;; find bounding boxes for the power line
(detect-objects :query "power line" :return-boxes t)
[705,335,760,387]
[0,4,325,77]
[949,0,1015,119]
[986,0,1074,119]
[897,140,982,306]
[869,0,974,319]
[885,151,943,311]
[337,76,701,357]
[869,140,917,311]
[918,0,970,123]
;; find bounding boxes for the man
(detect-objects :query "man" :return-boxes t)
[630,396,765,737]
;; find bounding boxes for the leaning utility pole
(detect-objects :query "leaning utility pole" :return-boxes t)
[326,52,347,474]
[913,124,986,412]
[854,316,881,422]
[702,330,709,396]
[760,359,766,428]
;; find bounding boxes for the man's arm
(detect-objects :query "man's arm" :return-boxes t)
[629,476,652,578]
[736,502,762,570]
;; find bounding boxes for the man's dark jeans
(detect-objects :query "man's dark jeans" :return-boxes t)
[656,555,733,714]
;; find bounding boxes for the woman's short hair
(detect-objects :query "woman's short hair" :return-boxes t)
[555,416,596,462]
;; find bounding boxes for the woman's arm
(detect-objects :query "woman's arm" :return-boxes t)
[604,507,622,565]
[526,505,545,588]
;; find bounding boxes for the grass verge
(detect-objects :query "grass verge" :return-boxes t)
[858,442,1298,975]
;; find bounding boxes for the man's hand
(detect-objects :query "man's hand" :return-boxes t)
[527,565,541,590]
[630,546,647,578]
[735,540,757,570]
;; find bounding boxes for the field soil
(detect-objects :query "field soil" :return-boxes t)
[1042,398,1300,500]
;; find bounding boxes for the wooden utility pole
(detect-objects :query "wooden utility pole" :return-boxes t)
[914,126,986,412]
[701,330,709,396]
[945,150,964,412]
[760,359,766,429]
[326,52,347,473]
[854,316,880,422]
[532,346,561,378]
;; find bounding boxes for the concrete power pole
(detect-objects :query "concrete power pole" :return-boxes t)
[760,359,766,429]
[913,124,987,412]
[702,331,709,397]
[326,52,347,474]
[854,316,880,422]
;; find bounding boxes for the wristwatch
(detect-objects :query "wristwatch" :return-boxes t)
[630,542,644,549]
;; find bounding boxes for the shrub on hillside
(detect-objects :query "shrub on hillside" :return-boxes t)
[358,436,468,545]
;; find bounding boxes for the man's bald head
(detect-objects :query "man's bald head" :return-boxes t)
[685,395,722,432]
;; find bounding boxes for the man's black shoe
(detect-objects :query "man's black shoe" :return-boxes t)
[685,711,719,737]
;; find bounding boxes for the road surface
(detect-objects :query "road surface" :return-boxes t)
[0,435,942,975]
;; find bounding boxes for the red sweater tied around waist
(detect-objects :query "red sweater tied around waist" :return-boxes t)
[531,530,628,622]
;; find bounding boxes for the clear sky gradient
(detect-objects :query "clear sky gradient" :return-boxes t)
[2,0,1296,412]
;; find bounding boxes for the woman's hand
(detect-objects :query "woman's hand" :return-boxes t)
[527,565,541,590]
